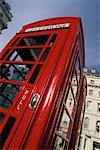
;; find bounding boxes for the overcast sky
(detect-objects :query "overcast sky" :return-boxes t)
[0,0,100,70]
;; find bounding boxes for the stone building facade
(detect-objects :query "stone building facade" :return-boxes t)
[79,69,100,150]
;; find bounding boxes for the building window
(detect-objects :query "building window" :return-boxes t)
[93,141,100,150]
[96,121,100,133]
[84,117,89,129]
[98,103,100,112]
[86,101,92,110]
[68,98,73,107]
[99,91,100,97]
[90,80,94,84]
[89,89,93,96]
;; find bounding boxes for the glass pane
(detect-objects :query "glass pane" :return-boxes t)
[66,87,75,116]
[1,64,33,82]
[17,35,49,46]
[80,104,85,123]
[0,82,20,108]
[54,136,66,150]
[58,109,70,138]
[7,48,42,61]
[0,112,5,124]
[76,58,81,82]
[71,70,78,97]
[48,34,57,46]
[40,48,50,62]
[1,38,19,60]
[29,64,42,83]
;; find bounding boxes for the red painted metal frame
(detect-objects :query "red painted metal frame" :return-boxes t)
[0,17,86,150]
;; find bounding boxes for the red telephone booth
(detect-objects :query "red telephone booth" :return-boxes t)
[0,17,87,149]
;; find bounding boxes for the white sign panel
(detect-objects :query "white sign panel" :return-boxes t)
[25,23,70,32]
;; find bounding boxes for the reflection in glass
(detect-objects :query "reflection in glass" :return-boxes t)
[7,48,42,61]
[66,87,75,116]
[76,58,81,82]
[58,109,70,138]
[0,82,20,108]
[71,70,78,97]
[17,35,49,46]
[0,112,5,124]
[1,64,32,82]
[40,48,50,62]
[29,64,42,83]
[54,136,66,150]
[48,34,57,46]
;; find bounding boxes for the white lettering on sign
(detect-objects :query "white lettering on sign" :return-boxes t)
[17,89,29,111]
[25,23,70,32]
